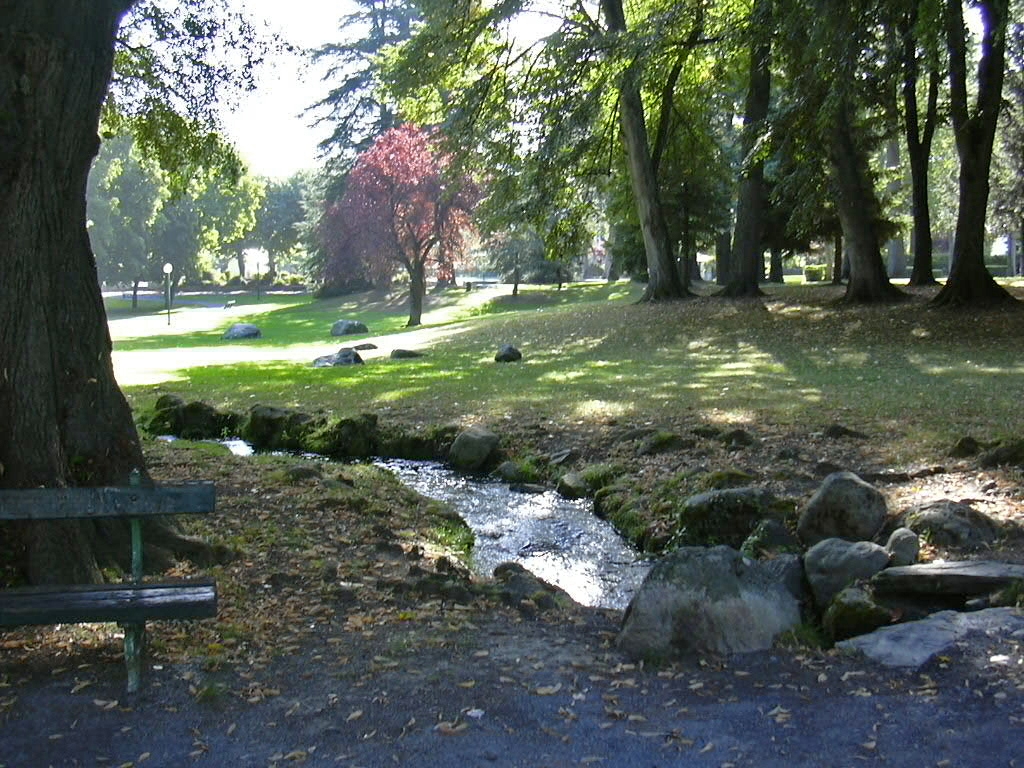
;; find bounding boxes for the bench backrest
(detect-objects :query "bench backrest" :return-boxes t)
[0,483,216,521]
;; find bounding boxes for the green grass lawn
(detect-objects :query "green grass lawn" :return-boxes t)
[110,280,1024,465]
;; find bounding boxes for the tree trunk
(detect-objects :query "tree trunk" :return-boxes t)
[131,278,141,310]
[715,229,731,286]
[828,102,904,303]
[722,0,771,298]
[406,258,426,326]
[602,0,687,301]
[933,0,1014,307]
[512,265,520,296]
[0,2,211,585]
[903,5,940,287]
[832,233,844,284]
[768,248,784,283]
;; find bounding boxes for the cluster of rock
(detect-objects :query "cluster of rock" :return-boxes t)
[613,469,1022,667]
[222,316,521,369]
[146,395,460,461]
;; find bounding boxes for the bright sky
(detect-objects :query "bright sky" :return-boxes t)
[221,1,563,180]
[221,0,353,179]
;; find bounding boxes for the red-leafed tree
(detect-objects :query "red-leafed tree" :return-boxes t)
[322,125,477,326]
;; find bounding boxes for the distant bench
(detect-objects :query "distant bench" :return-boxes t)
[0,479,217,692]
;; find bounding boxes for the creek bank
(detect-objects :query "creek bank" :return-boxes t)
[141,396,1024,665]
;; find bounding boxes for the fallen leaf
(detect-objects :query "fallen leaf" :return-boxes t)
[346,710,363,722]
[457,680,476,689]
[535,683,562,696]
[435,721,468,735]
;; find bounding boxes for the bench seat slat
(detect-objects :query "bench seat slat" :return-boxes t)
[0,579,217,626]
[0,483,215,521]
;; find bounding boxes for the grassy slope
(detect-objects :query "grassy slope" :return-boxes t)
[110,281,1024,465]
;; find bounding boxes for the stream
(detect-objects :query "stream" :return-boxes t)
[377,459,651,611]
[206,439,649,610]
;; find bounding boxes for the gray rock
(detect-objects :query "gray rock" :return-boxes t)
[617,546,802,659]
[331,319,369,336]
[674,487,777,549]
[313,348,364,367]
[390,349,425,359]
[353,343,378,351]
[797,471,888,546]
[871,560,1024,598]
[222,323,261,340]
[449,425,500,471]
[803,538,890,608]
[978,439,1024,468]
[902,499,1000,548]
[494,344,522,362]
[837,608,1024,668]
[823,585,891,642]
[884,527,920,566]
[492,461,529,483]
[741,518,801,560]
[556,471,589,499]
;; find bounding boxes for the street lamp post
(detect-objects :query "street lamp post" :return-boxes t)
[163,262,173,325]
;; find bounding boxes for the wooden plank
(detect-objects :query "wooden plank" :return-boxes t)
[0,579,217,626]
[0,483,215,521]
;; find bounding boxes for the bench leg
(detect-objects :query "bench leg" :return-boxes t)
[122,622,146,693]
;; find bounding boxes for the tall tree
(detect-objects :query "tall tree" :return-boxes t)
[776,0,903,302]
[933,0,1015,306]
[898,0,942,286]
[251,174,308,280]
[310,0,418,166]
[722,0,773,298]
[87,135,165,305]
[321,125,477,326]
[0,1,267,585]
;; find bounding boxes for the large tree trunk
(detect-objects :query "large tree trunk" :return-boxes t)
[722,0,771,298]
[602,0,687,301]
[828,102,904,303]
[0,2,209,585]
[933,0,1014,307]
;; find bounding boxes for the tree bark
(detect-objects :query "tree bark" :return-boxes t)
[722,0,771,298]
[601,0,687,301]
[406,258,426,326]
[902,6,940,286]
[827,101,904,303]
[933,0,1014,307]
[0,2,211,584]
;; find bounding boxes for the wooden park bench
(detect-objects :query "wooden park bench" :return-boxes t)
[0,478,217,692]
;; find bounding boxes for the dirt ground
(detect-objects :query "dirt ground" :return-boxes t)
[2,426,1024,767]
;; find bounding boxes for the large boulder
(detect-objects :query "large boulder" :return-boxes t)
[331,319,369,336]
[303,413,379,459]
[494,344,522,363]
[617,546,803,660]
[796,471,888,546]
[313,348,364,367]
[901,499,1000,549]
[673,487,778,548]
[803,538,890,608]
[838,608,1024,668]
[223,323,261,340]
[146,397,239,440]
[448,426,500,471]
[242,405,322,451]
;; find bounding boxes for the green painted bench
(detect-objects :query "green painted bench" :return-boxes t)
[0,479,217,692]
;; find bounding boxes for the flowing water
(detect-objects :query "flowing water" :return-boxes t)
[377,460,651,610]
[197,437,649,610]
